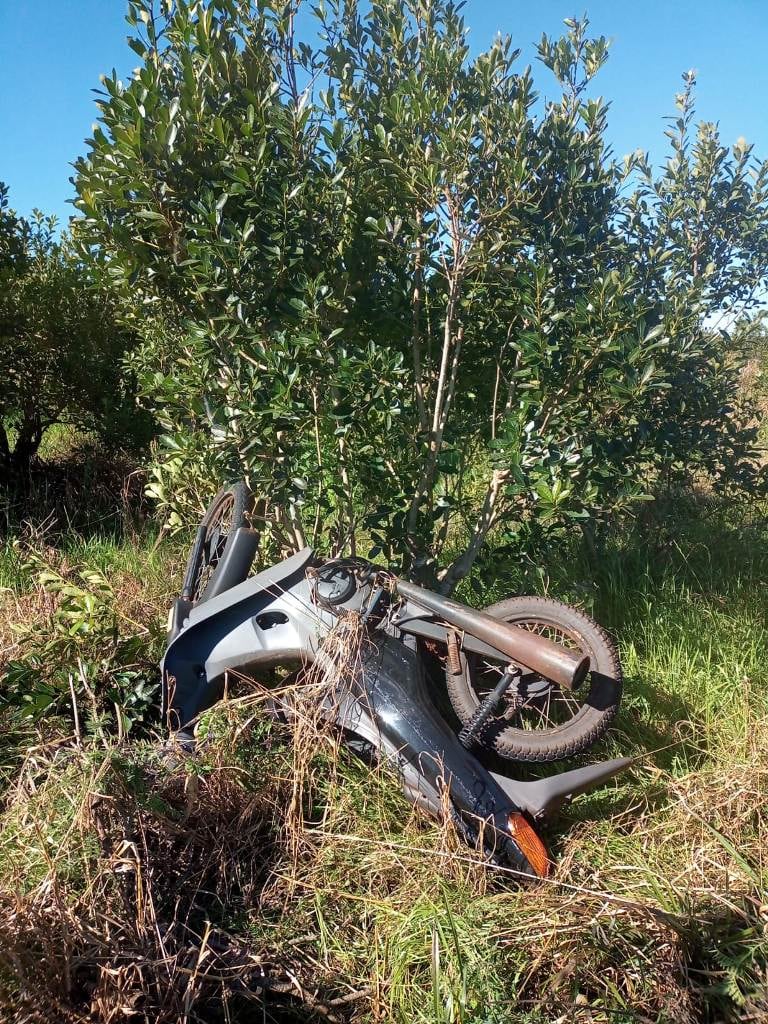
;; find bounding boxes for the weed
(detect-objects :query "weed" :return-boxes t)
[0,532,182,746]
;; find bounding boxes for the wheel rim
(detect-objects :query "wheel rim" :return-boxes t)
[192,491,236,601]
[466,619,591,734]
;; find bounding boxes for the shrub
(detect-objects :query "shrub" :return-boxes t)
[2,544,163,738]
[73,2,768,583]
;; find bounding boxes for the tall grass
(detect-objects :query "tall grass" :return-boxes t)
[0,493,767,1021]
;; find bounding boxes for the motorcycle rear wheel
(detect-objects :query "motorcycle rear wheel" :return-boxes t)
[446,596,622,762]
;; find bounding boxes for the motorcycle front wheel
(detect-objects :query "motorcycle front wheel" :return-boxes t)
[446,596,622,762]
[181,480,254,604]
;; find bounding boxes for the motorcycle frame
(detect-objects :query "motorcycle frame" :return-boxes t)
[161,537,631,849]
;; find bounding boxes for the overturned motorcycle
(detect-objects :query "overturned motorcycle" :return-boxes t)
[162,482,631,882]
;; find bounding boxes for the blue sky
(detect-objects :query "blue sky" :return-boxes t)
[1,0,767,225]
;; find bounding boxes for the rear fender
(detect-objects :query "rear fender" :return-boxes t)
[335,635,522,824]
[490,758,633,820]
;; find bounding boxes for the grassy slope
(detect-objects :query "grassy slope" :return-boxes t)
[1,497,767,1023]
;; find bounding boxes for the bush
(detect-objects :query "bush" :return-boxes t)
[73,3,768,582]
[2,541,165,739]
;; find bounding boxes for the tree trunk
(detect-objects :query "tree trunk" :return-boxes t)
[1,410,46,487]
[0,421,13,490]
[0,421,10,471]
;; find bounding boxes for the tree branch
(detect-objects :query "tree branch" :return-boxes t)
[438,468,509,593]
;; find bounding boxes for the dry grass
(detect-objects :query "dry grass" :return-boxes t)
[1,689,766,1023]
[0,653,483,1024]
[2,497,768,1022]
[0,737,299,1022]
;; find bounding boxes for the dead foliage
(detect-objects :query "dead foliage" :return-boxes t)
[0,618,767,1023]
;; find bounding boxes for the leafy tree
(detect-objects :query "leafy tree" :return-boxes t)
[618,74,768,497]
[74,1,768,585]
[0,183,150,481]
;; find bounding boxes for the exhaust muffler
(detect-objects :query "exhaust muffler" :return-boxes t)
[395,580,589,690]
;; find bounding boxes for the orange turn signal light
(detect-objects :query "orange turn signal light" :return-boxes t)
[508,812,550,879]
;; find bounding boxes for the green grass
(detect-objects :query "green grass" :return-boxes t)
[1,494,767,1022]
[0,529,180,591]
[464,496,768,768]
